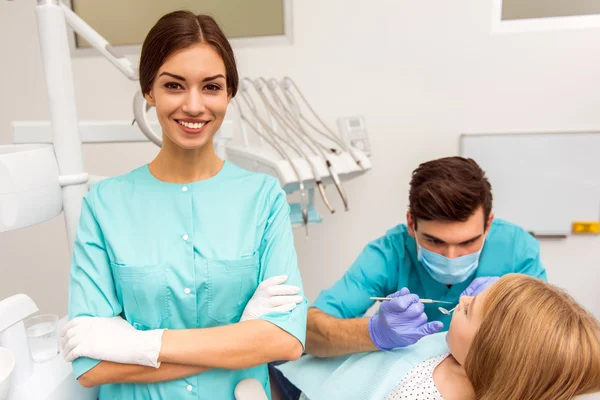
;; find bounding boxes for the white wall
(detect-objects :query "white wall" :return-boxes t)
[1,0,599,327]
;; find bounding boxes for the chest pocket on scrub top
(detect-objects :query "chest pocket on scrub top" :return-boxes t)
[207,253,260,323]
[111,262,171,330]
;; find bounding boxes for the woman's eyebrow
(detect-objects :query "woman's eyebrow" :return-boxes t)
[202,74,225,82]
[157,72,225,83]
[159,71,185,81]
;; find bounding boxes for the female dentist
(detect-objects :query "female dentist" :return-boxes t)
[60,11,307,399]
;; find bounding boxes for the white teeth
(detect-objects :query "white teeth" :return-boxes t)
[177,120,206,129]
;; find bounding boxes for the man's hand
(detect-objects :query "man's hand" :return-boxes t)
[368,288,443,351]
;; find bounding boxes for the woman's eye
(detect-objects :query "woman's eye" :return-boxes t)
[205,84,222,91]
[463,303,469,315]
[164,82,183,90]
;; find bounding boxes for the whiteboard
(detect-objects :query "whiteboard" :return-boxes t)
[460,132,600,236]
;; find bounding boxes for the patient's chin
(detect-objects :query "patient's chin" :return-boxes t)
[445,330,467,366]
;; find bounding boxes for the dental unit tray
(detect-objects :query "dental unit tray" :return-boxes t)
[225,145,371,193]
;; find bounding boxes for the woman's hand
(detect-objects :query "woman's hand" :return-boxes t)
[61,316,164,367]
[240,275,304,322]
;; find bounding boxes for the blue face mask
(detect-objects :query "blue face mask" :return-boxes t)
[416,236,485,285]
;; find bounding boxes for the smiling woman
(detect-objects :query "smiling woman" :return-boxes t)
[63,10,308,400]
[139,13,237,153]
[143,44,230,150]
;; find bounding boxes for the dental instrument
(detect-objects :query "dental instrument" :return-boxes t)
[370,297,454,304]
[281,77,366,170]
[438,306,458,315]
[253,78,335,215]
[276,79,350,211]
[266,78,349,212]
[225,77,372,224]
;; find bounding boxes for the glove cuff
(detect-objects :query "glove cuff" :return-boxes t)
[137,328,165,368]
[368,315,390,351]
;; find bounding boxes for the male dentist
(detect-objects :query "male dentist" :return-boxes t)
[306,156,547,356]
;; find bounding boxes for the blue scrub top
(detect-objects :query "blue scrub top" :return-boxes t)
[312,220,547,329]
[68,162,308,399]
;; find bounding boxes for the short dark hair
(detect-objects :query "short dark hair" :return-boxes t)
[139,11,239,97]
[409,157,493,227]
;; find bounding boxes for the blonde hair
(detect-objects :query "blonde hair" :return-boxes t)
[464,274,600,400]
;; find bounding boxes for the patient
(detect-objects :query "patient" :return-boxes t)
[400,273,600,399]
[279,274,600,400]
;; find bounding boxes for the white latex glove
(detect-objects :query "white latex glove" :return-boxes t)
[60,316,164,368]
[240,275,304,322]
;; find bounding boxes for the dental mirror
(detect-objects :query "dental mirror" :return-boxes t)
[438,305,458,315]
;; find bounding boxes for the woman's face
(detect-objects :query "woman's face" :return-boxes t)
[446,286,490,365]
[145,43,231,150]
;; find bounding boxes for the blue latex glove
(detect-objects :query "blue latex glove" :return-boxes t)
[368,288,444,351]
[461,276,500,297]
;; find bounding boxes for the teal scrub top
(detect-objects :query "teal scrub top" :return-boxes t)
[312,219,547,329]
[68,162,308,400]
